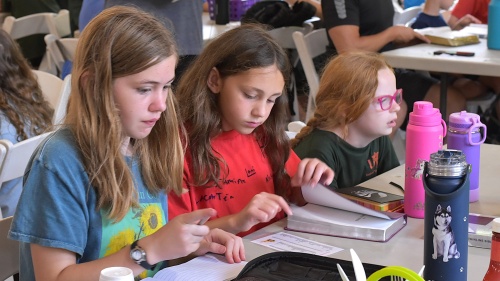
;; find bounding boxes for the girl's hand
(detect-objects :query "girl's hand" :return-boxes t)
[233,192,292,232]
[451,14,482,30]
[145,208,216,263]
[193,228,246,263]
[291,158,334,188]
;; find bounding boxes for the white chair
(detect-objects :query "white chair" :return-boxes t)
[44,34,78,76]
[292,28,329,122]
[2,9,71,74]
[286,121,306,140]
[268,23,314,121]
[393,6,422,26]
[53,74,72,126]
[0,131,53,219]
[32,70,64,124]
[0,216,19,280]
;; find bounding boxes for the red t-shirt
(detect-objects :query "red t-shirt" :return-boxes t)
[451,0,490,24]
[168,130,301,236]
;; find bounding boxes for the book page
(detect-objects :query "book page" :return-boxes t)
[302,184,401,220]
[251,232,342,256]
[142,254,247,281]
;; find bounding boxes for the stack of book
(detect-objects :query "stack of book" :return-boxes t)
[336,185,404,212]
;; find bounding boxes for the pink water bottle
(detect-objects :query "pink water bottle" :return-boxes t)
[447,111,486,202]
[404,101,446,218]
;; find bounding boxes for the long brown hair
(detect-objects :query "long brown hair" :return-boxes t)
[66,6,183,221]
[0,30,53,141]
[176,24,292,196]
[291,52,393,147]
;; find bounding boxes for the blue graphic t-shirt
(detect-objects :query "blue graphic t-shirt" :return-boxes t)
[9,129,167,281]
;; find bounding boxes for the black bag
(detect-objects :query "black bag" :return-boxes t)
[232,251,386,281]
[241,1,316,29]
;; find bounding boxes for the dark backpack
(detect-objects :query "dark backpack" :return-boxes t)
[241,1,316,29]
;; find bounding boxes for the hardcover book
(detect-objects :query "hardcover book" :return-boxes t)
[286,184,407,242]
[416,26,480,46]
[335,185,404,212]
[468,213,498,249]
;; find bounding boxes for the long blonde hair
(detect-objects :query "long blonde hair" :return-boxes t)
[66,6,183,221]
[291,52,393,147]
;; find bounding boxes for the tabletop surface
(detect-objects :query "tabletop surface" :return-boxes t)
[382,39,500,77]
[243,144,500,280]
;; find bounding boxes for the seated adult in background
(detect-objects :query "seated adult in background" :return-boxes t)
[293,52,401,190]
[105,0,203,86]
[0,30,53,217]
[321,0,466,131]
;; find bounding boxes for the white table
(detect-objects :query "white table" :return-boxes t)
[243,144,500,280]
[382,39,500,117]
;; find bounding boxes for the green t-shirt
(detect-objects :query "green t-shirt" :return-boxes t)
[293,128,399,190]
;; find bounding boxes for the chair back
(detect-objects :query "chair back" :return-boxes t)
[3,10,71,74]
[53,74,72,126]
[292,28,329,121]
[0,132,52,184]
[0,216,19,280]
[0,132,52,219]
[32,70,64,123]
[393,6,422,26]
[286,120,306,140]
[269,22,313,121]
[2,9,70,40]
[44,34,78,75]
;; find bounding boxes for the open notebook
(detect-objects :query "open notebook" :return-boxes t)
[286,184,407,242]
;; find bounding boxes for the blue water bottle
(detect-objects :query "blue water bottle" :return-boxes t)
[488,0,500,50]
[422,150,470,281]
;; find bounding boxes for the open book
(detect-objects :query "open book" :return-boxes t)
[286,184,407,242]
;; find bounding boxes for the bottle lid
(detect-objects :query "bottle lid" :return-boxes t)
[409,101,443,127]
[448,111,483,132]
[492,218,500,233]
[428,150,468,177]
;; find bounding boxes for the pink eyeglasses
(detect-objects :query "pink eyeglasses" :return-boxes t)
[375,89,403,111]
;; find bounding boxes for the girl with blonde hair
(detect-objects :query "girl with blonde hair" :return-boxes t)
[292,52,400,190]
[169,24,334,236]
[10,6,244,281]
[0,29,53,217]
